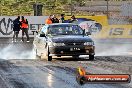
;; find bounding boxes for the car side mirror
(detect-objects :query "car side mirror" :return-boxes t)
[86,32,91,35]
[40,34,46,37]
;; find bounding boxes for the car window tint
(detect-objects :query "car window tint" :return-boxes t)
[41,25,48,34]
[48,24,83,35]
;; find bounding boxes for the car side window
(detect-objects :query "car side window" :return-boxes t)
[40,25,48,35]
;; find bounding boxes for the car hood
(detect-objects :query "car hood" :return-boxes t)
[49,35,93,43]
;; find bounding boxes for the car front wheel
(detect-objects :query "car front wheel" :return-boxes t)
[41,47,52,61]
[72,55,79,59]
[89,55,94,60]
[48,55,52,61]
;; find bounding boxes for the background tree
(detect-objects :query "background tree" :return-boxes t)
[0,0,86,16]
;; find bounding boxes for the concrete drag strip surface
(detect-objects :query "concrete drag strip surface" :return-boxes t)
[0,59,131,88]
[0,38,132,88]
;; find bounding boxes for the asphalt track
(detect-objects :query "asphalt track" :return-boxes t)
[0,38,132,88]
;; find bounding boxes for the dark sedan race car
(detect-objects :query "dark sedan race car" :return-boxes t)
[33,23,95,61]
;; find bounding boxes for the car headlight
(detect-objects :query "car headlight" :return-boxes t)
[52,43,65,46]
[84,42,94,45]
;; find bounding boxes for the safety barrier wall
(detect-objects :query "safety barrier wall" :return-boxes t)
[66,16,132,39]
[0,16,48,37]
[65,15,108,26]
[0,16,132,39]
[98,25,132,39]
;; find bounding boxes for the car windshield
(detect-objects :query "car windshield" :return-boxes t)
[48,24,83,35]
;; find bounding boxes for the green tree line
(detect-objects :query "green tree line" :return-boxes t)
[0,0,86,16]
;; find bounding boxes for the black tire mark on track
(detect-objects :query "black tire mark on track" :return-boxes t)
[9,78,30,88]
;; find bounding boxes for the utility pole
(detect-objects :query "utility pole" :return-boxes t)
[35,0,37,16]
[106,0,109,18]
[0,1,1,16]
[53,0,56,14]
[71,0,72,16]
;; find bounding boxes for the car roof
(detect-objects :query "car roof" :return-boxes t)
[47,23,78,26]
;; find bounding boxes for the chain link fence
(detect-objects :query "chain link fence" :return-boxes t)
[72,1,132,25]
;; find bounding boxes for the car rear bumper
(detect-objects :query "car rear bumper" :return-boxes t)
[49,45,95,56]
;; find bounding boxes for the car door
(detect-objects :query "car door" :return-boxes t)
[36,25,48,55]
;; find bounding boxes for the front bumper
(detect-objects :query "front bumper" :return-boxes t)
[49,45,95,56]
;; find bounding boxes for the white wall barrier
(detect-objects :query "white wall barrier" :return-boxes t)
[0,16,48,37]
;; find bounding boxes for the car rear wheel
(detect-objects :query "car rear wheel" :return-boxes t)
[41,53,52,61]
[89,55,94,60]
[33,45,40,59]
[41,47,52,61]
[35,49,41,59]
[48,55,52,61]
